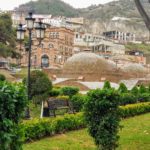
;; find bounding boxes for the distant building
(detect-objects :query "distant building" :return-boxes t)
[21,26,74,68]
[103,31,136,43]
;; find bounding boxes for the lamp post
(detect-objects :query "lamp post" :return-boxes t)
[17,12,46,118]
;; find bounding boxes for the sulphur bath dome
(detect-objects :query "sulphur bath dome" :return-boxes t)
[63,52,116,74]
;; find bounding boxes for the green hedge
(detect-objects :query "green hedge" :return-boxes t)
[120,102,150,118]
[21,113,85,141]
[21,102,150,142]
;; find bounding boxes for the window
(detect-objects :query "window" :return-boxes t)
[39,43,44,49]
[49,43,54,48]
[41,55,49,68]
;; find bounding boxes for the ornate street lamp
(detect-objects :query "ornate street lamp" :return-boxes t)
[17,12,46,119]
[35,20,46,44]
[16,24,26,66]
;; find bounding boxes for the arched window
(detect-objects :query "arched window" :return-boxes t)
[41,55,49,68]
[49,43,54,48]
[39,43,44,49]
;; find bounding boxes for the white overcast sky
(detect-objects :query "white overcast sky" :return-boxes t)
[0,0,114,10]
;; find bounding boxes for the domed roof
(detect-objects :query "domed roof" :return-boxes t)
[63,52,116,74]
[123,63,146,74]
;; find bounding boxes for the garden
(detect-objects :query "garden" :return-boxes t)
[0,71,150,150]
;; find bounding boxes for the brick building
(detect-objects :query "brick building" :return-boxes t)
[21,25,74,68]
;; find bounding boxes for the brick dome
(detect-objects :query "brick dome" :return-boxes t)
[63,52,116,74]
[123,63,146,74]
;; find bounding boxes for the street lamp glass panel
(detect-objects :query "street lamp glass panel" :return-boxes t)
[36,28,45,39]
[17,30,25,40]
[25,12,35,30]
[17,24,25,40]
[35,21,46,39]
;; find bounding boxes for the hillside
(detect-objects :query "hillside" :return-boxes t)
[16,0,78,17]
[16,0,150,38]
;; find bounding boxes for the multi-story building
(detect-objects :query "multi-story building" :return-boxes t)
[21,25,74,68]
[103,31,136,43]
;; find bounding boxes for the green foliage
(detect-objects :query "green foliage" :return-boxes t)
[120,102,150,118]
[21,113,85,141]
[61,86,79,98]
[17,0,79,17]
[24,70,52,103]
[0,81,28,150]
[139,84,147,93]
[0,13,17,58]
[19,102,150,142]
[103,80,111,89]
[84,89,121,150]
[70,94,86,112]
[118,83,128,93]
[120,93,137,105]
[0,74,6,81]
[49,88,61,97]
[131,86,139,95]
[56,95,69,101]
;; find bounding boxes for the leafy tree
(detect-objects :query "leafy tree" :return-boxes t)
[85,88,121,150]
[0,82,28,150]
[139,84,147,93]
[118,83,128,93]
[61,86,79,98]
[103,81,111,89]
[0,74,6,81]
[70,94,86,112]
[131,86,139,95]
[24,70,52,104]
[0,13,18,58]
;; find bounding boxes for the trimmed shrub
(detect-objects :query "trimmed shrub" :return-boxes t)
[20,102,150,142]
[56,95,69,101]
[0,74,6,81]
[120,102,150,118]
[23,70,52,103]
[49,88,61,97]
[118,83,128,93]
[70,94,86,112]
[120,93,137,105]
[61,86,79,98]
[84,89,121,150]
[103,80,111,89]
[21,113,85,141]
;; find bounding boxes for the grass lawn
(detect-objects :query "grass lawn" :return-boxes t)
[23,113,150,150]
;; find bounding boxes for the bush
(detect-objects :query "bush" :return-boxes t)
[20,102,150,142]
[103,80,111,89]
[56,95,69,101]
[120,93,137,105]
[23,70,52,103]
[61,86,79,98]
[0,74,6,81]
[120,102,150,118]
[84,89,121,150]
[49,88,61,97]
[21,113,85,141]
[0,82,28,150]
[70,94,86,112]
[118,83,128,93]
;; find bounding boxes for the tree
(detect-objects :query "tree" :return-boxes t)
[0,74,6,81]
[61,86,79,98]
[24,70,52,104]
[0,81,28,150]
[103,81,111,89]
[85,88,121,150]
[118,83,128,93]
[0,13,19,58]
